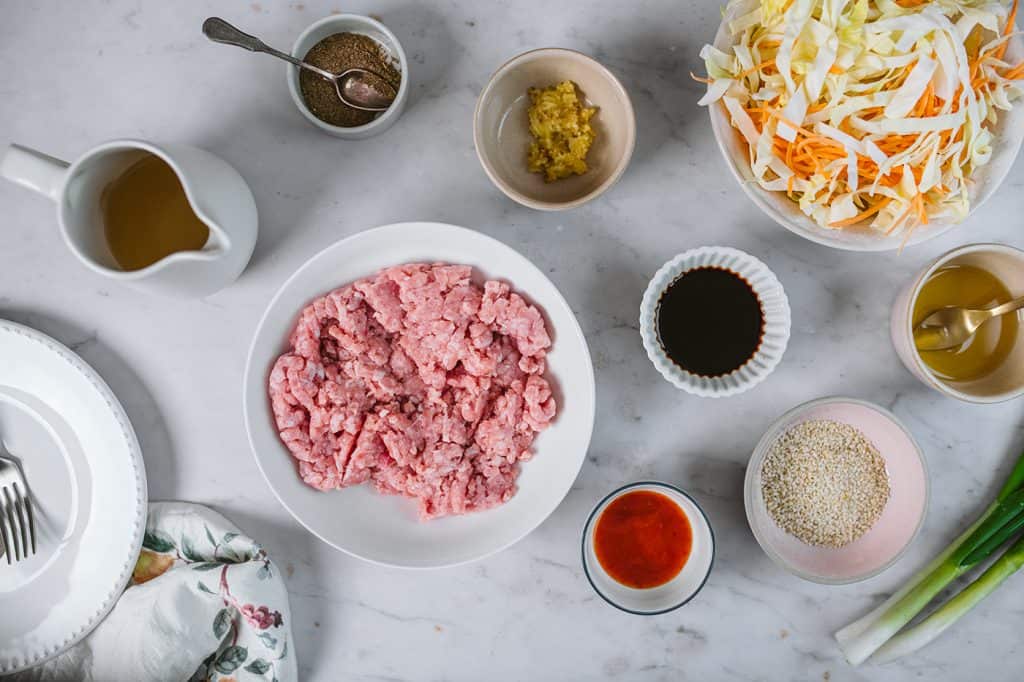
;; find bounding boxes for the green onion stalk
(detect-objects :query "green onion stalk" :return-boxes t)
[871,532,1024,663]
[835,451,1024,665]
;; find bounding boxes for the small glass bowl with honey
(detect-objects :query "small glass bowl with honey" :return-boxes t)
[891,244,1024,403]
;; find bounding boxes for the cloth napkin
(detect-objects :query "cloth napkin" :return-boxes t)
[11,502,297,682]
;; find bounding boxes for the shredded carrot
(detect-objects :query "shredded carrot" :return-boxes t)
[887,201,919,235]
[1005,61,1024,80]
[737,59,777,79]
[912,82,934,117]
[1007,0,1020,36]
[690,72,713,85]
[787,175,796,198]
[828,197,894,228]
[993,0,1018,61]
[915,194,929,224]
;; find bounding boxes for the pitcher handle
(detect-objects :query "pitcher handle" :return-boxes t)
[1,144,70,201]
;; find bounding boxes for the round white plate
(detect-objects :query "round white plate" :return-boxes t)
[0,321,146,674]
[244,222,595,568]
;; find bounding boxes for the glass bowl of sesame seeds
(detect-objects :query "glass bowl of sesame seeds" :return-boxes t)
[744,397,929,585]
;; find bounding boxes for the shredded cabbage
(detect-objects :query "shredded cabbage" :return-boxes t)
[698,0,1023,237]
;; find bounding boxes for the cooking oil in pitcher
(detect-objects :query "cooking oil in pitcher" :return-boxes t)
[101,154,210,271]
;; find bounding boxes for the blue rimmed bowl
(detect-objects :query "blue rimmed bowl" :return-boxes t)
[581,481,715,615]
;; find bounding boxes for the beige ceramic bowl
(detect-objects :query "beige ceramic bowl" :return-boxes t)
[474,48,636,210]
[890,243,1024,403]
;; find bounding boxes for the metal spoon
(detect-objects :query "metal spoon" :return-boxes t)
[914,295,1024,351]
[202,17,396,112]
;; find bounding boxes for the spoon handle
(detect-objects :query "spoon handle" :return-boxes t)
[202,17,336,80]
[986,294,1024,318]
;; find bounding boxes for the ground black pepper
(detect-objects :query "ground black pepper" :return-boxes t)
[299,32,401,128]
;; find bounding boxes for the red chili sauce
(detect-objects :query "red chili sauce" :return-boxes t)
[594,490,693,589]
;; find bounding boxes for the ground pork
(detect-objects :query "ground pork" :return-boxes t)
[268,263,557,520]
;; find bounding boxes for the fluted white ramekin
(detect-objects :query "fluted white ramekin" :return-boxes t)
[640,246,791,398]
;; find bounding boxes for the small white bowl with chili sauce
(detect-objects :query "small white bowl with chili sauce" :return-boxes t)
[581,481,714,615]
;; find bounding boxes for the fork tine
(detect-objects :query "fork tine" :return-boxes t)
[2,487,21,561]
[0,489,14,561]
[20,484,36,555]
[12,484,29,558]
[0,501,9,565]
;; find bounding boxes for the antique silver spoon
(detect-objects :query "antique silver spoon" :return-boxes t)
[202,17,396,112]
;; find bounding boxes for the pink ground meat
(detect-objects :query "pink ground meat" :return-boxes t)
[268,263,557,520]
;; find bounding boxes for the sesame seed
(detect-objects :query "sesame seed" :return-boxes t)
[760,419,890,548]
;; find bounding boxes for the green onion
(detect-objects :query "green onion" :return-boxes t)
[871,533,1024,663]
[835,451,1024,665]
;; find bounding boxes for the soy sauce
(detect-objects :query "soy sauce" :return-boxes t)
[656,267,764,377]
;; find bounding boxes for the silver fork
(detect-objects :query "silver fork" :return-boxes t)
[0,442,36,564]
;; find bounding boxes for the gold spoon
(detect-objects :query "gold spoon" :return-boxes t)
[202,17,396,112]
[914,295,1024,351]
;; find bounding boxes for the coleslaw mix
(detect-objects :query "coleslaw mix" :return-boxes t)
[697,0,1023,237]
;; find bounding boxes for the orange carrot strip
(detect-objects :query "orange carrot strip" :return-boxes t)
[1005,61,1024,80]
[737,59,777,79]
[994,0,1018,61]
[829,197,893,228]
[886,201,919,235]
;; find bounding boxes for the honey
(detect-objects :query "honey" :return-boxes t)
[101,154,210,271]
[913,264,1017,382]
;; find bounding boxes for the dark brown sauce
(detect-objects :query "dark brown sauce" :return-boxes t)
[656,266,764,377]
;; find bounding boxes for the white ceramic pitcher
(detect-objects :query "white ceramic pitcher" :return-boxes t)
[1,140,258,298]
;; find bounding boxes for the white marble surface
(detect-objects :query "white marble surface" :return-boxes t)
[2,1,1024,680]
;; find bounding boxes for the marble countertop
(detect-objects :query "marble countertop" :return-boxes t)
[3,1,1023,680]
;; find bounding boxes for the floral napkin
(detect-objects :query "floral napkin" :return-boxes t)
[12,502,297,682]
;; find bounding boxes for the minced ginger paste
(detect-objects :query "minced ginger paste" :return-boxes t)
[526,81,597,182]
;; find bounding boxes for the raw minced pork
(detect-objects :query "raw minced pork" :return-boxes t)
[268,263,557,519]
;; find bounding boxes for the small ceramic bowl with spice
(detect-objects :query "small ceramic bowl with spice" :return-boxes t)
[891,243,1024,404]
[288,14,409,139]
[474,48,635,210]
[581,481,714,615]
[640,246,790,398]
[744,397,929,584]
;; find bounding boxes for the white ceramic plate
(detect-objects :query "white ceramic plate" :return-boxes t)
[0,321,147,674]
[244,222,595,568]
[708,4,1024,251]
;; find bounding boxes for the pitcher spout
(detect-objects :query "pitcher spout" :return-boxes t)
[199,221,231,256]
